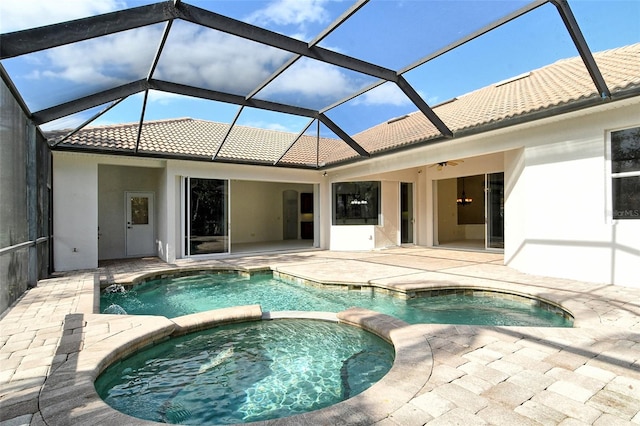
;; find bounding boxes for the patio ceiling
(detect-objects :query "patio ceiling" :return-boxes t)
[0,0,615,168]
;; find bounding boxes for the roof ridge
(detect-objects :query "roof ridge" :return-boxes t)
[84,116,308,137]
[81,117,195,131]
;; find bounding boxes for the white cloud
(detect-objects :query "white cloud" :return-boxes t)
[426,95,440,106]
[0,0,124,33]
[6,1,368,115]
[246,0,330,29]
[242,120,293,132]
[356,82,412,107]
[155,22,291,95]
[39,115,86,132]
[147,90,183,106]
[259,59,359,103]
[36,25,161,86]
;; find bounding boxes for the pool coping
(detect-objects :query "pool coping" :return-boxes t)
[39,305,433,426]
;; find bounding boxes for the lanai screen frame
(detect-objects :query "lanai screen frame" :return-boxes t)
[0,0,610,169]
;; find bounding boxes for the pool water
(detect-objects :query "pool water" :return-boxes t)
[95,319,394,425]
[101,272,572,327]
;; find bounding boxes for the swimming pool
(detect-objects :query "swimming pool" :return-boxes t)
[101,271,573,327]
[95,318,394,425]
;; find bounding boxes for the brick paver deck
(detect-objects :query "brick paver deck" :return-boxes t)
[1,247,639,425]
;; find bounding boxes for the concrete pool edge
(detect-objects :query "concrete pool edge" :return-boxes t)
[39,306,431,426]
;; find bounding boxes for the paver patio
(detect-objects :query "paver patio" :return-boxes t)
[1,247,639,425]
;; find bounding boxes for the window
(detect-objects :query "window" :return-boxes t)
[611,127,640,219]
[332,181,380,225]
[129,197,149,224]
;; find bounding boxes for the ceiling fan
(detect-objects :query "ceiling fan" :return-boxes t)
[429,159,464,171]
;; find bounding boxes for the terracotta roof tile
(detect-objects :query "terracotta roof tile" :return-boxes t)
[354,43,640,151]
[139,119,227,158]
[217,126,297,163]
[279,134,360,167]
[49,43,640,167]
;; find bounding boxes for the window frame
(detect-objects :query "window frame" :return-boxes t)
[332,181,381,226]
[182,176,230,256]
[608,125,640,221]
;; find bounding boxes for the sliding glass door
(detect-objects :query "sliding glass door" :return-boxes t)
[184,177,229,256]
[434,172,504,251]
[486,172,504,249]
[401,182,414,244]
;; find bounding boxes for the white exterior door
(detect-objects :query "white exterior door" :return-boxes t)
[125,192,155,257]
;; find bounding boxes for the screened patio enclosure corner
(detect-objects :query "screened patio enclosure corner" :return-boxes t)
[2,0,637,275]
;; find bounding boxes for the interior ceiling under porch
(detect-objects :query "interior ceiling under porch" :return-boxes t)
[0,0,616,169]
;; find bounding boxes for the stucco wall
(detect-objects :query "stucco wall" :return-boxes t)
[50,99,640,287]
[54,154,166,270]
[53,154,98,271]
[327,169,419,251]
[326,98,639,287]
[98,165,161,260]
[503,103,640,287]
[375,181,400,249]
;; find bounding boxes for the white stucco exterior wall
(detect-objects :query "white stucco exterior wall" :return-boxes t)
[50,98,639,287]
[503,103,640,287]
[97,165,161,260]
[330,226,376,251]
[375,181,399,249]
[156,165,174,264]
[53,153,99,271]
[327,98,639,287]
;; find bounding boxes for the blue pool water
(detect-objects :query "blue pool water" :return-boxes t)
[101,272,572,327]
[95,319,394,425]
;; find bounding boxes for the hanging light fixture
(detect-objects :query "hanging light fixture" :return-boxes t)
[457,177,473,206]
[350,189,368,205]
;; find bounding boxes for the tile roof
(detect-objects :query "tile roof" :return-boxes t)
[49,43,640,167]
[353,43,640,153]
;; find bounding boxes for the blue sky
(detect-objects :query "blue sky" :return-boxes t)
[1,0,638,137]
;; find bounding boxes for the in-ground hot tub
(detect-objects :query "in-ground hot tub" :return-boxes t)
[39,305,432,425]
[95,317,394,424]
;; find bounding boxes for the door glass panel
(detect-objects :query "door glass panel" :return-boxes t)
[457,175,484,225]
[487,173,504,249]
[130,197,149,225]
[187,178,229,255]
[401,182,413,244]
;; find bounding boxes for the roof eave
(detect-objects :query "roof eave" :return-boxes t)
[337,86,640,167]
[50,144,324,170]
